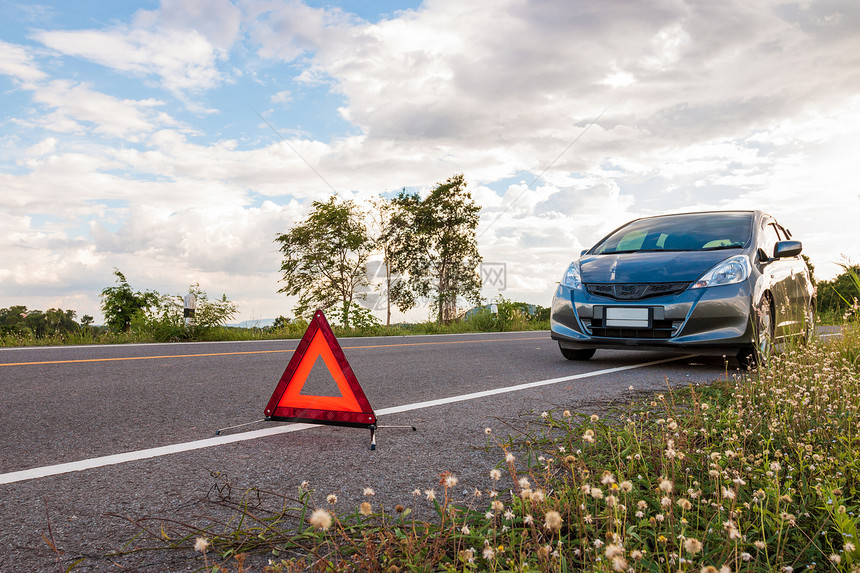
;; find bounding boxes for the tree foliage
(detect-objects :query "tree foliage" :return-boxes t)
[366,194,411,326]
[274,174,486,326]
[463,296,550,331]
[275,196,375,328]
[387,173,483,323]
[101,270,237,339]
[131,283,238,338]
[0,306,80,337]
[100,269,160,332]
[801,254,815,285]
[817,263,860,318]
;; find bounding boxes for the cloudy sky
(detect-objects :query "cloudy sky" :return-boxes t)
[1,0,858,325]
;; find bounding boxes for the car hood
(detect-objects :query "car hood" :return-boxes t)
[579,251,744,283]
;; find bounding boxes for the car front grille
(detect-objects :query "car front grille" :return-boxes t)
[585,282,689,301]
[585,318,679,339]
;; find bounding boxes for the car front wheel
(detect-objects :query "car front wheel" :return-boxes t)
[737,295,774,369]
[559,344,596,361]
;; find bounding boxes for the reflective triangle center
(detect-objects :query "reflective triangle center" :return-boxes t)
[278,329,363,412]
[299,355,344,398]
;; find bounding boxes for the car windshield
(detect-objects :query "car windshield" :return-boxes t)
[591,212,753,255]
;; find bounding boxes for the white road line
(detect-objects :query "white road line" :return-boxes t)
[0,424,317,485]
[377,354,693,415]
[0,354,691,485]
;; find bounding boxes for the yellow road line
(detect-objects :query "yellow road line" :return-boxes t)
[0,336,546,367]
[1,349,294,366]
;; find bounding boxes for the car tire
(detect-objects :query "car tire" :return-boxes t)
[559,344,596,361]
[737,294,774,369]
[736,347,755,370]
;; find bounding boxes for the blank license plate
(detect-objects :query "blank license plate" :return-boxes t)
[605,307,650,327]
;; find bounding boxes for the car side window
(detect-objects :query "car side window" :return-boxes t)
[773,224,788,241]
[759,221,781,258]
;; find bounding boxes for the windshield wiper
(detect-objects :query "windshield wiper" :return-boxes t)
[608,249,688,253]
[700,244,744,251]
[604,246,743,254]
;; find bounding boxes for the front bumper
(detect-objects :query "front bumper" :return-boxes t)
[550,281,755,355]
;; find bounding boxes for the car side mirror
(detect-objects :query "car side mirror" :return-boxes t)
[774,240,802,259]
[580,249,588,256]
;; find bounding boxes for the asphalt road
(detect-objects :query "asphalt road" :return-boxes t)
[0,331,733,572]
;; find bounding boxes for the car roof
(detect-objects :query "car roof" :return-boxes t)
[627,210,759,223]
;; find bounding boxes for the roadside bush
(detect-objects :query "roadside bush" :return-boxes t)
[462,296,550,332]
[129,284,238,342]
[817,263,860,323]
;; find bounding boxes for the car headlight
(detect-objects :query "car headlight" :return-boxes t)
[691,255,750,289]
[561,261,583,290]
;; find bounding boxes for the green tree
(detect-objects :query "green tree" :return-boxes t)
[368,194,413,326]
[0,305,31,335]
[44,308,78,334]
[817,263,860,318]
[21,310,49,337]
[100,269,160,332]
[0,306,81,337]
[275,196,375,328]
[388,173,483,324]
[271,315,293,330]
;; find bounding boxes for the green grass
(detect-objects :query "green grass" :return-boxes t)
[0,312,550,348]
[102,323,860,572]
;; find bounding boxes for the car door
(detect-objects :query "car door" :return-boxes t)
[793,258,814,334]
[775,222,812,334]
[758,218,793,339]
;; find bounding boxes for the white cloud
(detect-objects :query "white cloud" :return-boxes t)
[0,40,46,83]
[601,71,636,88]
[271,90,292,105]
[0,206,105,304]
[34,24,225,94]
[91,200,299,274]
[23,80,167,138]
[294,0,857,164]
[24,137,57,158]
[138,0,243,50]
[245,0,359,62]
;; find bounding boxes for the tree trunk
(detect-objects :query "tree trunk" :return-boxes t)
[385,263,391,326]
[437,275,444,324]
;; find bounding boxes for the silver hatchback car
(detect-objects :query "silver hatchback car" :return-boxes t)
[550,211,815,367]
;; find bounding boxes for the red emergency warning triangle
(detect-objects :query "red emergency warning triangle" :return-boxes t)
[264,309,376,428]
